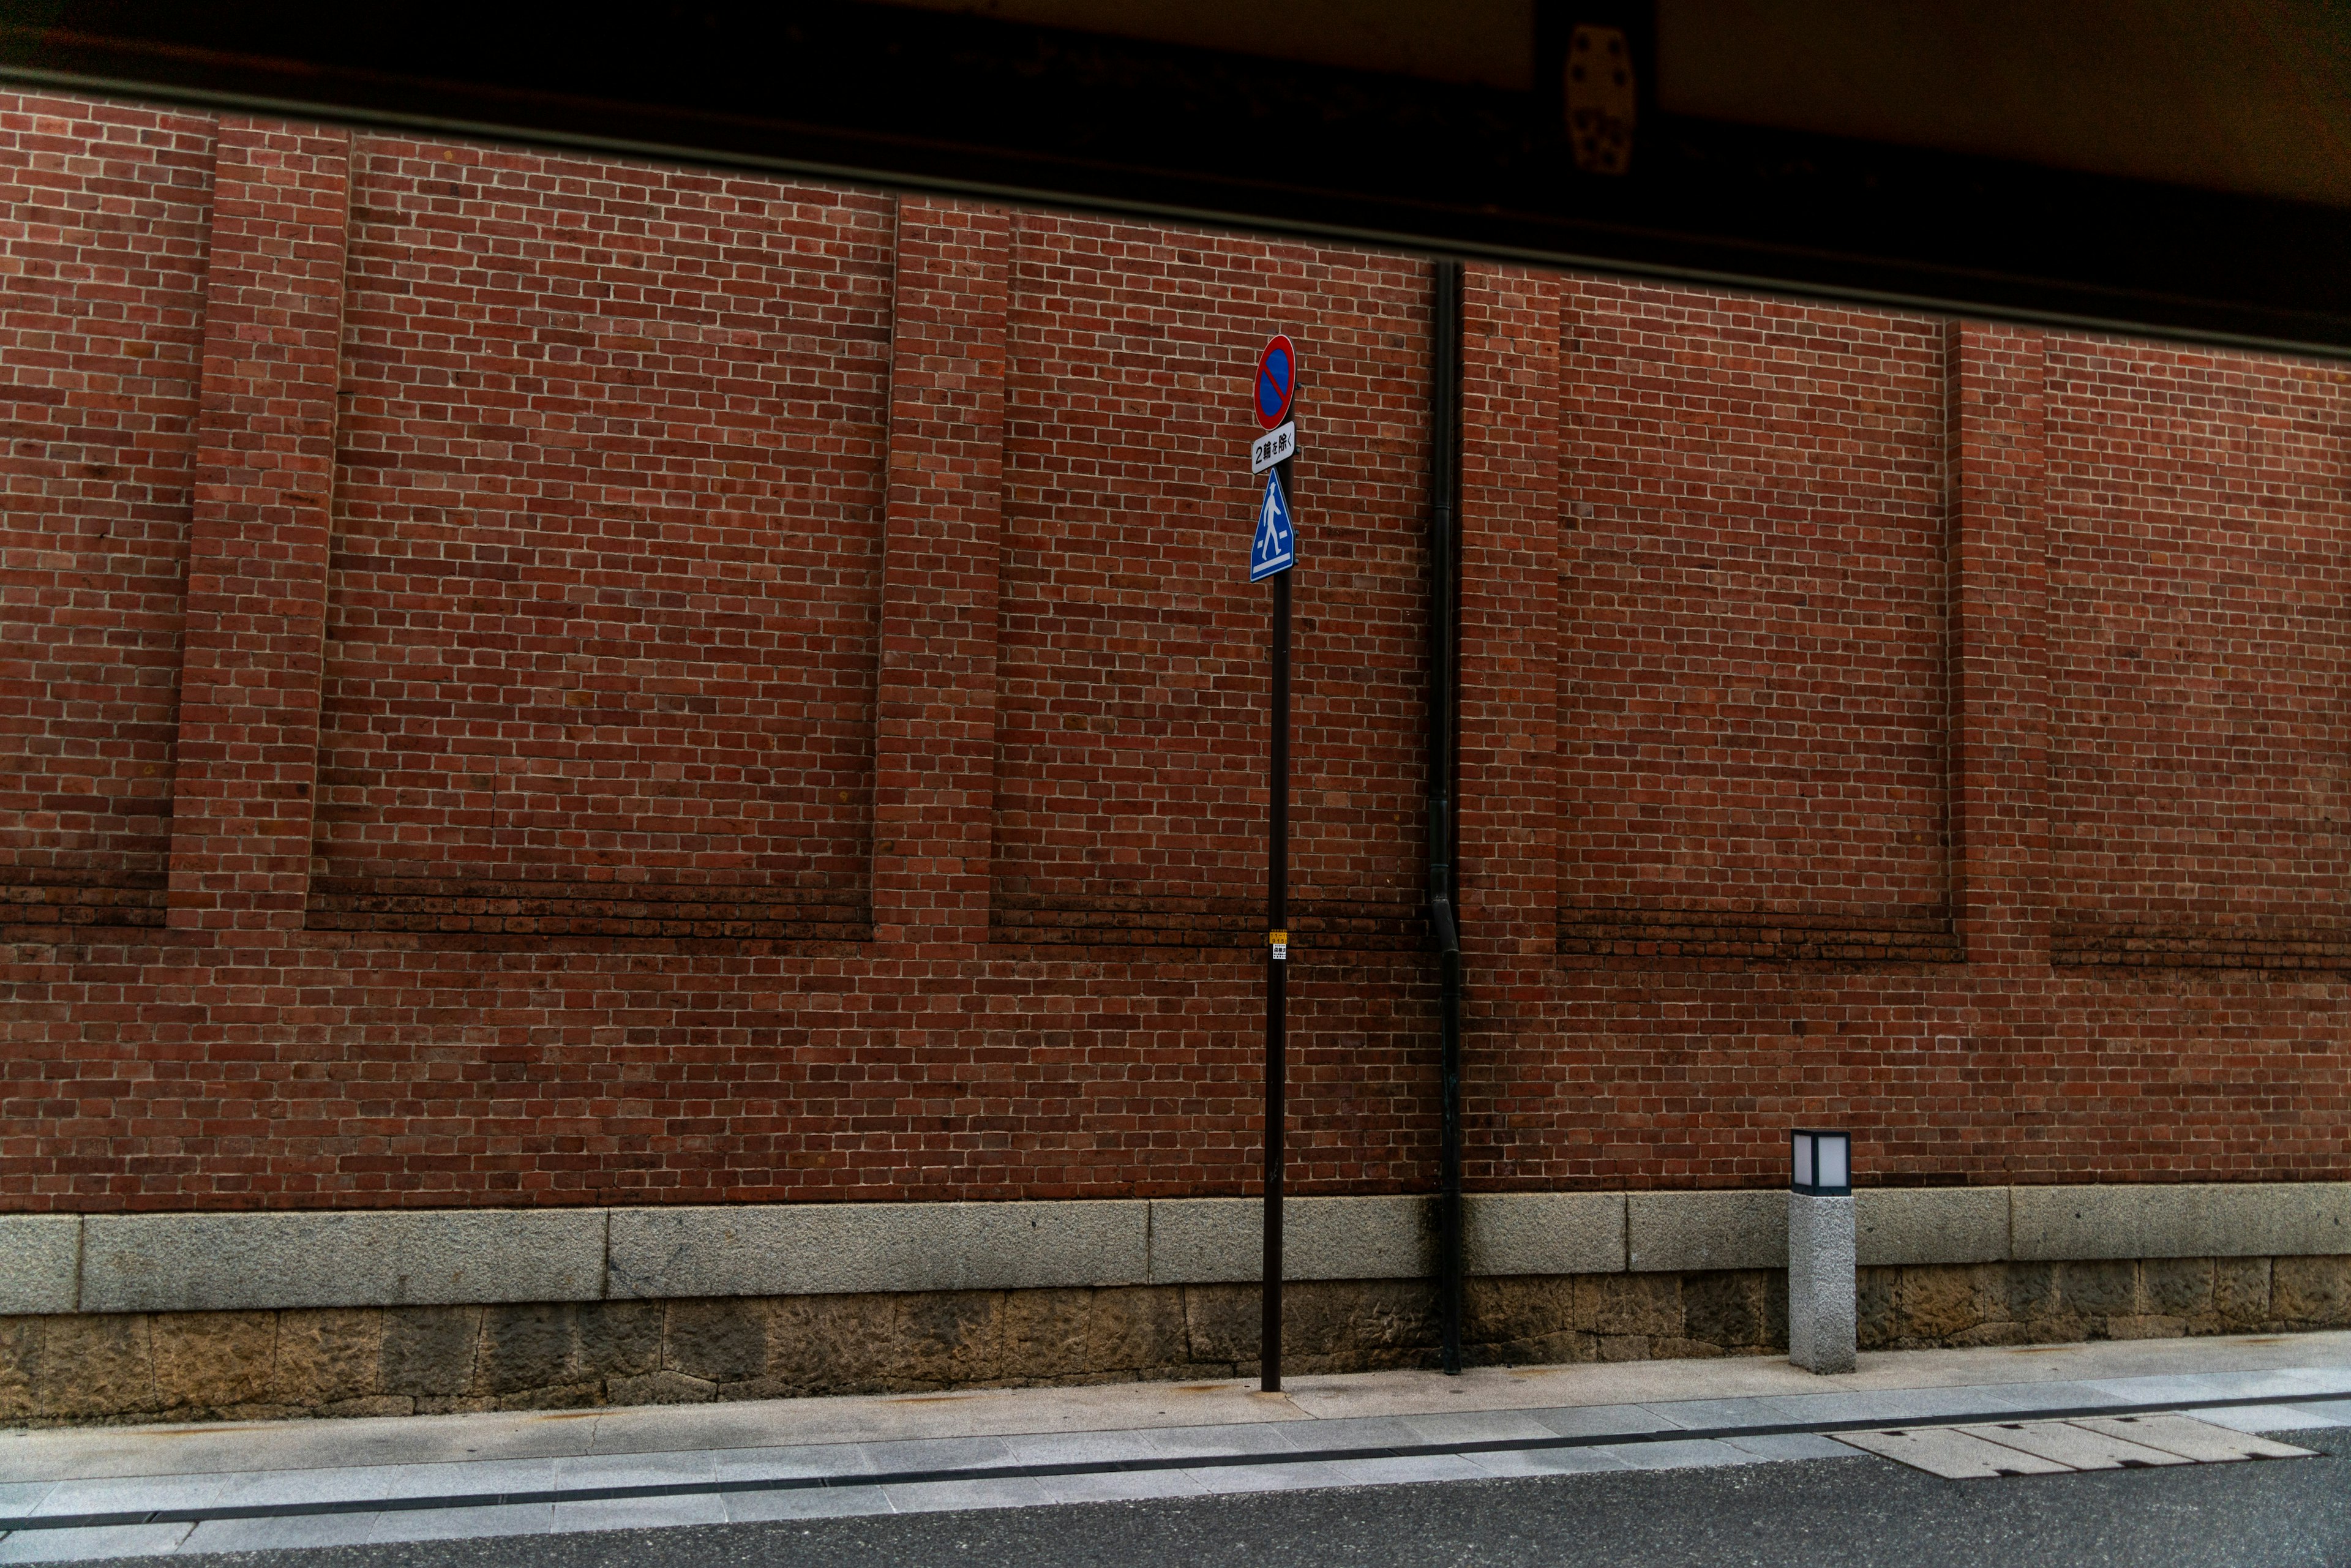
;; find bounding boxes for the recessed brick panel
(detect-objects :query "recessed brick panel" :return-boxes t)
[0,95,214,933]
[1557,282,1952,959]
[309,140,895,939]
[2049,337,2351,967]
[991,217,1431,949]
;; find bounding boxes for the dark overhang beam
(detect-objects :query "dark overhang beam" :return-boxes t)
[2,0,2347,356]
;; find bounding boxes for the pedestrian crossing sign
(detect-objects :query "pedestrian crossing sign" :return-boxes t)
[1250,468,1295,581]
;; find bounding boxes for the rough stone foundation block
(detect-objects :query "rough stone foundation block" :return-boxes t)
[767,1292,898,1394]
[1464,1275,1591,1367]
[272,1309,383,1406]
[665,1299,769,1385]
[2214,1258,2273,1325]
[2142,1258,2214,1318]
[1086,1286,1187,1373]
[379,1306,481,1397]
[1000,1288,1092,1380]
[7,1256,2350,1425]
[2274,1255,2351,1326]
[154,1311,276,1411]
[1575,1271,1683,1338]
[1681,1271,1769,1349]
[2058,1259,2139,1318]
[34,1314,157,1419]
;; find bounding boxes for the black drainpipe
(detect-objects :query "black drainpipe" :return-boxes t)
[1428,260,1466,1374]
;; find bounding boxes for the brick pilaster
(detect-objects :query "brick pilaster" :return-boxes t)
[1948,321,2051,965]
[1457,267,1562,959]
[165,119,351,937]
[869,198,1011,950]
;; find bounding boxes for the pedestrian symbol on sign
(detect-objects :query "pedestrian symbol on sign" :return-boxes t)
[1251,469,1295,581]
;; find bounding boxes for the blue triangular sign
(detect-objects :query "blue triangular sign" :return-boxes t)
[1250,469,1295,581]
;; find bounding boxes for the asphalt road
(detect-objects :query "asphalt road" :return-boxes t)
[103,1426,2350,1568]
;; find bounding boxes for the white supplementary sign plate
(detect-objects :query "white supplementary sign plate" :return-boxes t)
[1251,421,1295,473]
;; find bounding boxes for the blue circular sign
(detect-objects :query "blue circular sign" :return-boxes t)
[1254,335,1297,430]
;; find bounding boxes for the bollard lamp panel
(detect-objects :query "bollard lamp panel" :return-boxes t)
[1790,1129,1851,1196]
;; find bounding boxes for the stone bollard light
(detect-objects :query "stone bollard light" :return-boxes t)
[1788,1128,1856,1374]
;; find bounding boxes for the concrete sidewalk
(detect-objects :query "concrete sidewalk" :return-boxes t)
[4,1332,2347,1562]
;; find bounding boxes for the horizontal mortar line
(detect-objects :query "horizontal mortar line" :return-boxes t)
[4,1387,2342,1534]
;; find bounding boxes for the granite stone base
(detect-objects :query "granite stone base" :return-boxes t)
[2,1255,2345,1428]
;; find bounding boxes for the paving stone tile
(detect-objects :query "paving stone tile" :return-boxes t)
[1035,1469,1211,1505]
[1723,1433,1859,1461]
[551,1450,718,1488]
[1763,1382,2107,1428]
[1524,1403,1679,1439]
[2087,1370,2341,1406]
[1591,1438,1774,1472]
[883,1477,1056,1514]
[2196,1403,2350,1433]
[31,1474,226,1517]
[0,1523,195,1562]
[856,1436,1021,1477]
[1397,1411,1562,1444]
[179,1512,383,1553]
[723,1485,894,1523]
[371,1457,558,1500]
[710,1444,881,1483]
[1321,1454,1488,1488]
[1634,1396,1804,1430]
[366,1502,553,1542]
[1180,1460,1358,1495]
[1283,1416,1424,1451]
[2275,1402,2351,1428]
[209,1465,401,1507]
[1144,1424,1313,1460]
[553,1495,729,1532]
[992,1430,1169,1469]
[1462,1446,1633,1479]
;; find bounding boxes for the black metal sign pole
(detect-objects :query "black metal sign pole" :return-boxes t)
[1262,447,1292,1395]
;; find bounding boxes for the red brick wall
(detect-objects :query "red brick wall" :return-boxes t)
[1558,282,1950,960]
[310,140,895,940]
[0,97,213,934]
[992,217,1430,950]
[2047,337,2351,967]
[2,90,2347,1214]
[166,116,350,939]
